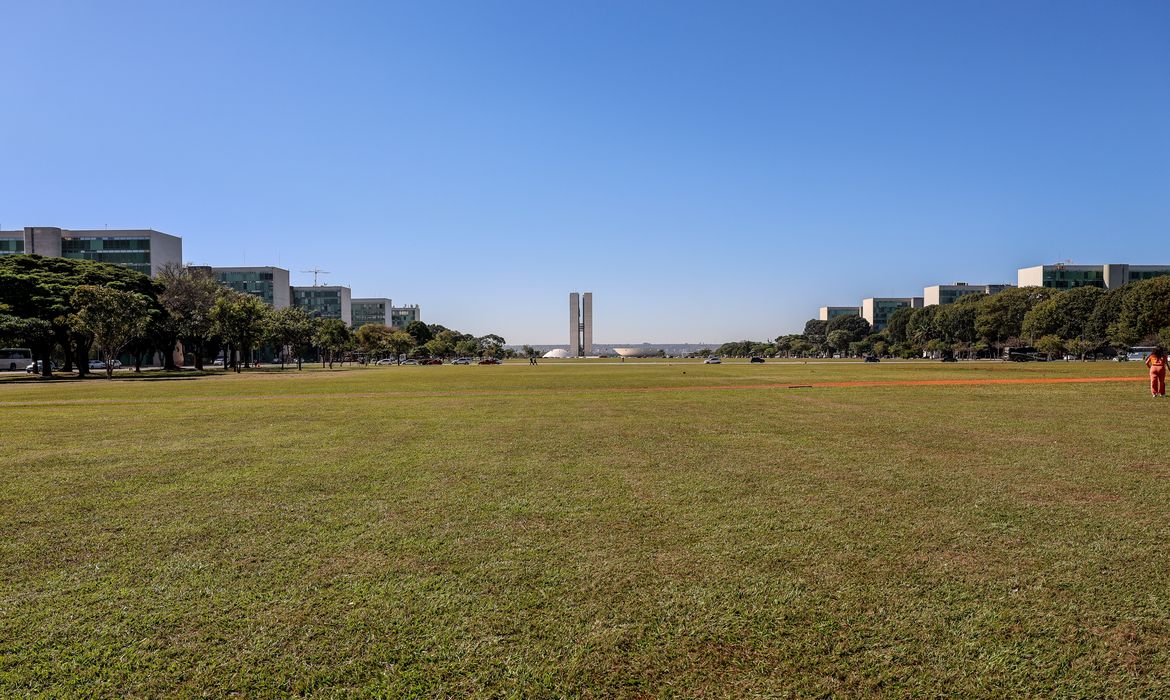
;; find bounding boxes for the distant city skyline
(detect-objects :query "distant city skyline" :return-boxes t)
[3,1,1168,343]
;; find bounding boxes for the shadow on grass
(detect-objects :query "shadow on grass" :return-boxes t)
[0,370,220,384]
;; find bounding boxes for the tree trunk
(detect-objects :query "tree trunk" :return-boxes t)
[74,335,89,378]
[193,339,204,371]
[134,350,143,373]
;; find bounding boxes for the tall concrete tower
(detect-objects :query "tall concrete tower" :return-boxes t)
[568,292,594,356]
[569,292,580,357]
[582,292,593,356]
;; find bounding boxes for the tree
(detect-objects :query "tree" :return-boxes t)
[454,338,480,359]
[68,286,151,379]
[355,323,394,364]
[1021,286,1103,345]
[405,320,433,347]
[157,264,222,370]
[0,255,162,377]
[477,334,506,358]
[1087,284,1136,349]
[906,306,940,349]
[802,319,828,350]
[424,336,453,358]
[313,319,352,369]
[265,306,317,370]
[386,330,415,364]
[976,287,1056,351]
[1035,334,1065,360]
[521,344,538,359]
[1115,277,1170,346]
[0,314,54,373]
[885,307,914,345]
[826,314,871,340]
[934,294,984,347]
[211,291,270,372]
[826,329,853,354]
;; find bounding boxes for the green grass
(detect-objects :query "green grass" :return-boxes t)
[2,360,1168,697]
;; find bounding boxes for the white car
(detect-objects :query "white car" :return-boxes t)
[452,358,472,365]
[88,359,107,370]
[375,358,395,365]
[703,357,722,364]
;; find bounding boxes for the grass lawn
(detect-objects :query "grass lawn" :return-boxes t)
[2,360,1168,697]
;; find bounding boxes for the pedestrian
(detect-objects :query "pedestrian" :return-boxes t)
[1146,346,1167,398]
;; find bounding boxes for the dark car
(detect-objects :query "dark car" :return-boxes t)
[478,358,502,365]
[863,356,880,363]
[749,356,765,364]
[941,355,958,363]
[421,358,443,365]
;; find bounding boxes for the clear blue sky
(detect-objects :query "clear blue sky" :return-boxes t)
[3,1,1168,343]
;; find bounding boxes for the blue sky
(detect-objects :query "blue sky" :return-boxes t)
[3,1,1168,343]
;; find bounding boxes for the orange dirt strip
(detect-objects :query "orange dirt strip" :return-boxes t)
[0,375,1148,408]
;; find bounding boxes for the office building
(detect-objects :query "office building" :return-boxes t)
[0,226,182,276]
[862,297,923,332]
[352,298,392,328]
[292,286,352,326]
[1017,263,1170,290]
[568,292,593,356]
[212,267,291,309]
[819,306,860,321]
[923,283,1014,306]
[390,304,421,329]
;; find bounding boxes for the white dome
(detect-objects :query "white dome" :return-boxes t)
[614,346,658,358]
[542,348,572,358]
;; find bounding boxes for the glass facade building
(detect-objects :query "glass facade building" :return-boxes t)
[212,267,291,309]
[292,286,353,326]
[819,306,860,321]
[1018,264,1170,290]
[924,283,1014,306]
[390,304,421,329]
[0,227,182,276]
[352,298,392,328]
[862,297,924,332]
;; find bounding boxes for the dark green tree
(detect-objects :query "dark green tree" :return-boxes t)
[211,290,271,372]
[0,255,162,377]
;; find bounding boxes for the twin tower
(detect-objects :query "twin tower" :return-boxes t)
[569,292,593,357]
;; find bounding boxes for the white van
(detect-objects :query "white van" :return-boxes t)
[0,348,33,371]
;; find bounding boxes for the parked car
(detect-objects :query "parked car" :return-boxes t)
[401,359,419,365]
[452,358,472,365]
[88,359,107,370]
[421,358,443,365]
[863,356,880,363]
[25,360,60,374]
[749,356,765,363]
[703,357,722,364]
[374,358,395,365]
[941,355,958,363]
[478,358,502,365]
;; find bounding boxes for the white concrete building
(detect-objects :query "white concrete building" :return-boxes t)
[0,226,182,277]
[212,267,291,309]
[923,283,1013,306]
[862,297,924,332]
[1018,263,1170,289]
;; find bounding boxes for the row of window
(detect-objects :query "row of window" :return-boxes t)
[62,238,152,252]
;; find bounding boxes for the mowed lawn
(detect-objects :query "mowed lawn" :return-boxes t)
[2,361,1168,697]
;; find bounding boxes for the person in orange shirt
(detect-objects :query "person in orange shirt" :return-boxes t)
[1146,347,1167,398]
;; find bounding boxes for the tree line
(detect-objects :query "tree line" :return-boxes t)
[723,278,1170,360]
[0,255,509,378]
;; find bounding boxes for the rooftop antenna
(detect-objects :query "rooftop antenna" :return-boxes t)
[302,267,330,286]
